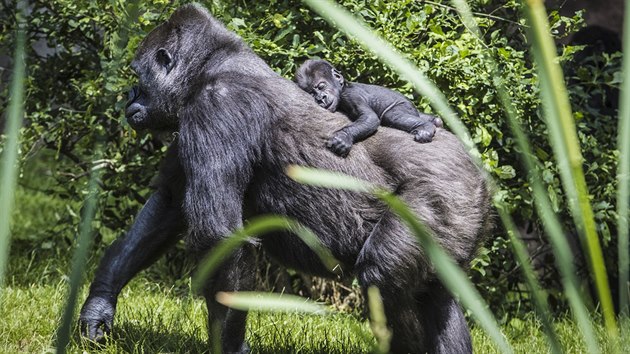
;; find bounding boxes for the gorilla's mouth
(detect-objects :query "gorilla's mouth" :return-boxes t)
[324,97,338,112]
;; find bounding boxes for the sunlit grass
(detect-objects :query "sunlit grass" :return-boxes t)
[1,273,628,353]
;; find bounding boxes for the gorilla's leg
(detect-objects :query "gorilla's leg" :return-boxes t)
[79,190,185,341]
[418,283,472,354]
[201,245,255,354]
[355,214,429,353]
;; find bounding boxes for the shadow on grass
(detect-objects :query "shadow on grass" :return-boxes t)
[71,314,373,354]
[74,321,209,353]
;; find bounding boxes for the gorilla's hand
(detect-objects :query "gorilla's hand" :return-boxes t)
[227,343,252,354]
[79,296,116,342]
[412,123,436,143]
[326,130,353,157]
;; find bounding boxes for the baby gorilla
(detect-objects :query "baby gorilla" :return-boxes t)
[296,59,443,157]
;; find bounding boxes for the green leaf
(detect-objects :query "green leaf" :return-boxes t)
[215,292,329,315]
[286,165,376,192]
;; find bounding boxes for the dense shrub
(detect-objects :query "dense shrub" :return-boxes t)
[0,0,621,316]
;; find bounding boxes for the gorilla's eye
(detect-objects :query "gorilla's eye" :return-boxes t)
[317,82,326,90]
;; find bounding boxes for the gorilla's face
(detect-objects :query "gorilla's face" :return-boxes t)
[296,60,345,112]
[124,4,218,131]
[308,72,343,112]
[125,27,180,131]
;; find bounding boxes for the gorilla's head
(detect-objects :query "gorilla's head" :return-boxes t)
[124,4,240,130]
[295,59,345,112]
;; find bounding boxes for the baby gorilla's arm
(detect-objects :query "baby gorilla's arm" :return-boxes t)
[328,106,380,157]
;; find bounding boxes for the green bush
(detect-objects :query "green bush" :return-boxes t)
[0,0,621,315]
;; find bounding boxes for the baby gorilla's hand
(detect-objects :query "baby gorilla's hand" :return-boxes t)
[412,123,436,143]
[327,130,353,157]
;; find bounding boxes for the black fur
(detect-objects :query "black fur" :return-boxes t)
[79,4,491,353]
[296,59,443,157]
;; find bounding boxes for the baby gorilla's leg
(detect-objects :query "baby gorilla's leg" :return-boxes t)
[383,112,436,143]
[420,113,443,129]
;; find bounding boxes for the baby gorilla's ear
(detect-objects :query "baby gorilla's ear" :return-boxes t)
[332,69,344,87]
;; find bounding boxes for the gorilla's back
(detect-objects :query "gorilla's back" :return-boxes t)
[251,78,491,271]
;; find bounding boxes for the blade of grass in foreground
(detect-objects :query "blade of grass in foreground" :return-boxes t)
[0,1,26,288]
[616,0,630,318]
[367,286,391,354]
[378,192,512,353]
[288,166,513,353]
[216,291,329,315]
[56,160,101,354]
[496,205,564,353]
[192,215,339,292]
[451,1,587,351]
[303,0,476,157]
[522,0,617,338]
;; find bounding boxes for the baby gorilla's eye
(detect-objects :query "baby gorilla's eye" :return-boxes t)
[317,82,326,90]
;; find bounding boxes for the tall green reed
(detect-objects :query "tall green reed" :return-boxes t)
[617,0,630,318]
[55,161,101,354]
[453,0,596,351]
[287,166,513,353]
[0,1,26,288]
[521,0,617,339]
[191,215,339,293]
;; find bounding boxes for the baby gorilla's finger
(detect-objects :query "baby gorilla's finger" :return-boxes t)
[334,143,350,157]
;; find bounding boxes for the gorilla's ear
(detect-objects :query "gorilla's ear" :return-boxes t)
[156,48,174,73]
[332,69,344,86]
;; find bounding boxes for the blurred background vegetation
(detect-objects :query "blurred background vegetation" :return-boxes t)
[0,0,624,327]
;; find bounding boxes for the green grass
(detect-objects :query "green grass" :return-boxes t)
[2,186,628,353]
[2,237,629,354]
[2,278,629,353]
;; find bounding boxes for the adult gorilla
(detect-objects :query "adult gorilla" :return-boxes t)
[79,4,491,354]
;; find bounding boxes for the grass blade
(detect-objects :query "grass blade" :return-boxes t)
[288,166,512,353]
[521,0,617,337]
[450,1,575,351]
[216,291,329,315]
[55,160,101,354]
[377,191,512,354]
[192,215,340,292]
[496,206,563,353]
[367,286,391,354]
[286,165,375,192]
[0,1,26,288]
[616,0,630,318]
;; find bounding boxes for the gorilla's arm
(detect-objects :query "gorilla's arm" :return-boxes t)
[79,188,186,341]
[328,103,380,157]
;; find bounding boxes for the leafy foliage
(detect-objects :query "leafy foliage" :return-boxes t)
[0,0,621,315]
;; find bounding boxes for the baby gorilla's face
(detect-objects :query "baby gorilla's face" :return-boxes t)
[296,60,345,113]
[307,74,342,112]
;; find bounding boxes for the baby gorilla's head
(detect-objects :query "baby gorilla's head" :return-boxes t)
[295,59,345,112]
